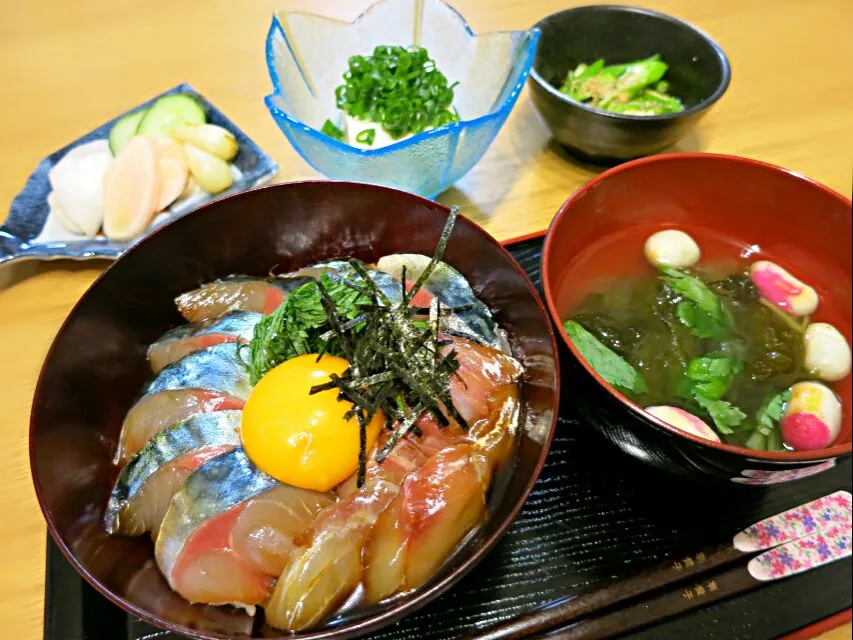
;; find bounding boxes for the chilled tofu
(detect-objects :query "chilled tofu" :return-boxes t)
[344,114,415,149]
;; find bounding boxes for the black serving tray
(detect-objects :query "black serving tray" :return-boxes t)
[45,236,853,640]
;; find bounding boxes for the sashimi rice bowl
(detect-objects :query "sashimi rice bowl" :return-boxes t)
[29,182,559,638]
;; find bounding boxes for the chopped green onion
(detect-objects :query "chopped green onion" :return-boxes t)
[355,128,377,145]
[321,119,345,141]
[335,45,459,140]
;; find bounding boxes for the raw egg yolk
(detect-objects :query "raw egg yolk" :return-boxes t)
[241,354,383,492]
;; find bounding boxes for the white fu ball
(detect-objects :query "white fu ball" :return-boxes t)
[644,230,701,269]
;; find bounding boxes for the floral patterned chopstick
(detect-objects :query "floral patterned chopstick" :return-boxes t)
[468,491,852,640]
[734,490,851,552]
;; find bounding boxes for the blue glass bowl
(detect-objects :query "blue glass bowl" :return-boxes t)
[264,0,539,198]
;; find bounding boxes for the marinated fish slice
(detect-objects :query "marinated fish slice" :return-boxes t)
[363,444,489,603]
[230,485,336,576]
[336,433,426,499]
[115,447,233,541]
[116,389,243,465]
[467,383,521,472]
[148,310,262,372]
[104,411,242,536]
[116,344,251,463]
[289,258,404,304]
[407,412,470,458]
[265,478,400,631]
[143,343,252,398]
[155,448,278,606]
[265,434,424,631]
[175,276,310,323]
[446,336,523,424]
[376,253,500,345]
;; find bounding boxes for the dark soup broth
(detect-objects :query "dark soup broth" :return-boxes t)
[558,224,852,451]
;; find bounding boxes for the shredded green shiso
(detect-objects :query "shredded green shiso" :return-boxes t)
[242,207,468,485]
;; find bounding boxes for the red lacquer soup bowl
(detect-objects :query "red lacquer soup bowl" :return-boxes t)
[542,153,851,485]
[29,182,560,639]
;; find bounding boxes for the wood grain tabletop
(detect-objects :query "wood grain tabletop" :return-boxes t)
[1,0,850,637]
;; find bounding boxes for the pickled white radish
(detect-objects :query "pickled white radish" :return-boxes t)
[749,261,818,317]
[643,230,701,269]
[780,382,842,451]
[183,143,233,194]
[47,192,83,235]
[645,406,721,442]
[153,137,189,211]
[171,124,238,161]
[48,139,113,237]
[804,323,852,382]
[102,136,161,241]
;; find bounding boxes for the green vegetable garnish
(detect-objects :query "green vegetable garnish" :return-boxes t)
[244,208,470,486]
[661,267,733,339]
[335,45,459,141]
[563,320,647,395]
[242,274,370,385]
[559,55,683,116]
[321,119,345,141]
[355,128,376,145]
[679,355,746,433]
[694,396,746,434]
[756,390,791,434]
[683,355,744,400]
[747,389,792,451]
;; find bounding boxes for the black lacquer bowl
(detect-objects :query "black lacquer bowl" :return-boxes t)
[29,182,560,639]
[528,4,730,163]
[542,153,852,485]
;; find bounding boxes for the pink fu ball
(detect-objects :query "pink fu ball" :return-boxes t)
[780,382,843,451]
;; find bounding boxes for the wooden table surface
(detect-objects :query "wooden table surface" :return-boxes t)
[1,0,851,637]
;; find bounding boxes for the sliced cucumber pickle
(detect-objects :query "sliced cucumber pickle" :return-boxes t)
[108,109,147,155]
[137,94,206,137]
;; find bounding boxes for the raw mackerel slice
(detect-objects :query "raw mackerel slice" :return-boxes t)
[287,258,404,304]
[116,343,251,464]
[231,485,336,576]
[175,276,310,323]
[376,253,503,347]
[363,444,489,603]
[155,449,331,609]
[265,433,425,631]
[446,336,523,425]
[147,310,261,373]
[104,411,242,537]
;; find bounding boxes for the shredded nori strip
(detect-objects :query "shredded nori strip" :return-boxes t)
[308,207,467,485]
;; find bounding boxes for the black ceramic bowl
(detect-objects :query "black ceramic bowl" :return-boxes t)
[528,5,731,163]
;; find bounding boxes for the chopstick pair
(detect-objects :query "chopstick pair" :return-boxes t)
[466,490,852,640]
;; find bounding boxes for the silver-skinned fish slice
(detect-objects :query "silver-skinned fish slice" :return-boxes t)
[175,276,311,324]
[116,343,252,464]
[148,311,262,373]
[104,411,242,537]
[375,253,506,348]
[287,258,404,304]
[155,448,332,609]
